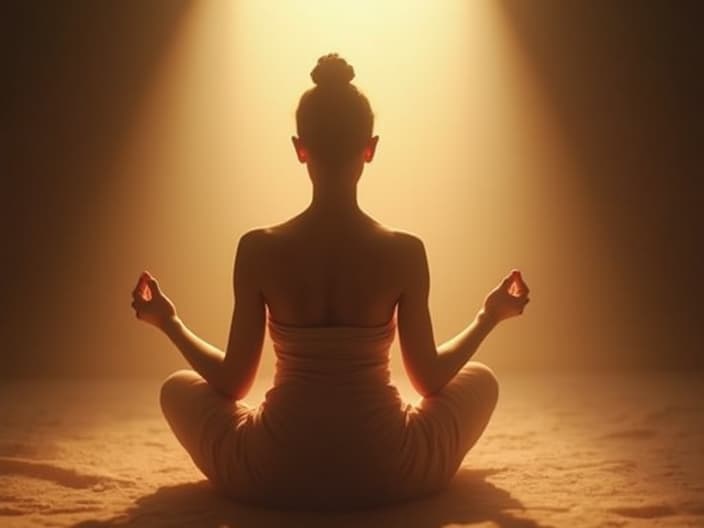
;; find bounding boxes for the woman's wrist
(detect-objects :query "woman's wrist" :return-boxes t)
[161,315,184,339]
[476,308,499,329]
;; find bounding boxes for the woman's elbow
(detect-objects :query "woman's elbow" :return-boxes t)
[410,373,444,398]
[419,381,445,398]
[208,374,242,400]
[216,361,258,400]
[220,376,253,401]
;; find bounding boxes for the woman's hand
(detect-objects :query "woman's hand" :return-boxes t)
[130,270,178,331]
[481,269,530,325]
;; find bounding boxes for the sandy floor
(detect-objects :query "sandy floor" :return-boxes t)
[0,372,702,528]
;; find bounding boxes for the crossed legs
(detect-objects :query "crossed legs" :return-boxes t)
[159,369,251,488]
[405,361,499,496]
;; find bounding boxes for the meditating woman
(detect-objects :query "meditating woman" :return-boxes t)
[130,53,530,510]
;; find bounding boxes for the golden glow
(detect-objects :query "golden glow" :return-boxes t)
[111,0,627,389]
[226,0,523,388]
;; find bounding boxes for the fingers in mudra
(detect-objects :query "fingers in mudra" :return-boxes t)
[130,273,147,309]
[507,270,530,300]
[508,270,530,314]
[139,273,152,301]
[485,269,531,322]
[130,275,146,319]
[130,270,175,326]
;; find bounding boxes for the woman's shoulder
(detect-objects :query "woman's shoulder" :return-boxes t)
[375,224,424,249]
[239,220,424,252]
[237,226,271,246]
[234,223,297,257]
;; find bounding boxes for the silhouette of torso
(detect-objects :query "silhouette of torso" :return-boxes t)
[258,211,409,327]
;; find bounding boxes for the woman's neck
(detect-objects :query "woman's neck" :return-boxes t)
[306,181,362,220]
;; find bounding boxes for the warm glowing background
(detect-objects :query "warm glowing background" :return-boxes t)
[3,0,702,381]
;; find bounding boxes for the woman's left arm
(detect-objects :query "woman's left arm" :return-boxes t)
[161,315,229,390]
[131,230,266,399]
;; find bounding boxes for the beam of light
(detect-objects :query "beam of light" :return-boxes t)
[117,0,504,386]
[221,0,574,385]
[115,0,609,388]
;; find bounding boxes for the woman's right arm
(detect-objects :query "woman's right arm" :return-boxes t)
[396,235,529,397]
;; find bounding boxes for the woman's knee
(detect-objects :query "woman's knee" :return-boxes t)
[463,361,499,408]
[159,369,203,415]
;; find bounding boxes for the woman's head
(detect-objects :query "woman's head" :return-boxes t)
[293,53,377,172]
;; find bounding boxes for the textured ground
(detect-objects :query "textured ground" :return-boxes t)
[0,372,702,528]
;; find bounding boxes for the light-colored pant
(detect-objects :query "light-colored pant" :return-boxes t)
[160,362,498,508]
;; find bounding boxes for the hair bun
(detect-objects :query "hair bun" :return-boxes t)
[311,53,355,88]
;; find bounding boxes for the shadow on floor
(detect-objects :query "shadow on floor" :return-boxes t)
[71,468,549,528]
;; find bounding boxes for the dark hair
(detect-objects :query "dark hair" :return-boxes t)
[296,53,374,167]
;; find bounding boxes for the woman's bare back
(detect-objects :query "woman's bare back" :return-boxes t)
[257,210,412,328]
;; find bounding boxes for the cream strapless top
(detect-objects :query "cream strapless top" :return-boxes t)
[266,314,398,389]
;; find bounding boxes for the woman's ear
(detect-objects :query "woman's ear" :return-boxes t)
[364,135,379,162]
[291,136,308,163]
